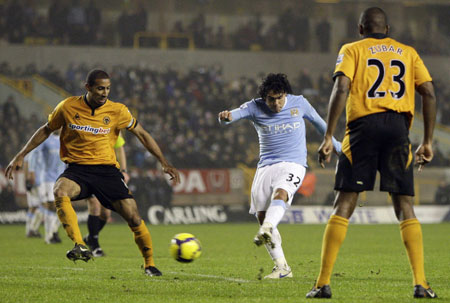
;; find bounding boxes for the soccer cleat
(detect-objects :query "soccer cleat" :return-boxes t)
[52,232,62,243]
[264,265,293,279]
[253,222,274,248]
[413,285,437,299]
[46,233,62,244]
[66,244,93,263]
[84,235,105,257]
[27,230,42,238]
[306,285,332,299]
[92,247,105,257]
[144,266,162,277]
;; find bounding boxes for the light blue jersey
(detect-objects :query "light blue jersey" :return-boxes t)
[222,94,341,168]
[28,148,45,186]
[37,134,66,182]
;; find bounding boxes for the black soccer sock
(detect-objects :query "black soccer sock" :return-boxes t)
[98,218,107,233]
[87,215,101,248]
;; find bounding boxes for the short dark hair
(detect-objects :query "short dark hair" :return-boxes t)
[86,69,110,86]
[257,73,292,100]
[359,7,388,34]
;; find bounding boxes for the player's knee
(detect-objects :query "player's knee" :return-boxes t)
[127,214,142,227]
[87,199,101,215]
[256,211,266,225]
[394,205,415,221]
[99,208,111,221]
[53,187,68,199]
[272,188,289,202]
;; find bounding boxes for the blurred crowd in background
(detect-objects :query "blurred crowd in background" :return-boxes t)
[1,62,450,171]
[1,0,449,209]
[0,0,449,55]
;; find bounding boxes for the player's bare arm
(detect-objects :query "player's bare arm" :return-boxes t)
[415,81,437,171]
[115,145,130,183]
[5,123,54,179]
[129,123,180,184]
[318,75,350,167]
[218,110,233,122]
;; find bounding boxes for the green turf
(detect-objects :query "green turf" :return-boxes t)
[0,223,449,302]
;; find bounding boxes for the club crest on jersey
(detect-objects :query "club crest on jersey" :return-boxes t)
[336,54,344,65]
[103,116,111,125]
[290,108,299,117]
[74,113,80,120]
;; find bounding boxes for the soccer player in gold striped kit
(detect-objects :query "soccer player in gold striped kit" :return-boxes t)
[6,69,180,277]
[307,7,437,299]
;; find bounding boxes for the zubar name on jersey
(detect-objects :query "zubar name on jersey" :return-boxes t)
[368,44,403,55]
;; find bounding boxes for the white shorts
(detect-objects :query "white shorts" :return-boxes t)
[249,162,306,214]
[26,185,44,208]
[41,182,56,202]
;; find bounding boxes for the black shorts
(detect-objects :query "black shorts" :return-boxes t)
[58,164,134,210]
[335,111,414,196]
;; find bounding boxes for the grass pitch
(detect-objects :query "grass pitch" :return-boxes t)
[0,223,449,303]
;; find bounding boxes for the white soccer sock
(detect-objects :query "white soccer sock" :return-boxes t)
[44,209,54,242]
[26,211,34,235]
[30,207,44,232]
[263,200,287,229]
[51,212,61,234]
[264,228,287,266]
[275,256,288,268]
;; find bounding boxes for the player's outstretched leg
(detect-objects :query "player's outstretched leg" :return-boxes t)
[55,197,85,244]
[55,196,92,262]
[254,221,274,247]
[263,228,292,279]
[254,199,287,247]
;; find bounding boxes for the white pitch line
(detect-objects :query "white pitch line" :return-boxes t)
[3,265,253,283]
[1,265,86,271]
[168,271,251,283]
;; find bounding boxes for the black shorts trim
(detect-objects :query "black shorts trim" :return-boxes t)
[58,164,134,210]
[335,112,414,196]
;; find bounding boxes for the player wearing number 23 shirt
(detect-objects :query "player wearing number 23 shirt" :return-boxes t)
[310,7,437,299]
[218,73,341,280]
[333,24,432,194]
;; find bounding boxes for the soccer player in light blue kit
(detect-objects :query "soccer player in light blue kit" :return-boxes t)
[35,131,67,244]
[24,149,45,238]
[219,74,341,279]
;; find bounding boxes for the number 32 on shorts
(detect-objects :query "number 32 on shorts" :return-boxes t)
[286,173,301,186]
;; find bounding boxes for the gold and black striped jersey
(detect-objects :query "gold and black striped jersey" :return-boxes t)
[47,95,137,167]
[334,33,432,126]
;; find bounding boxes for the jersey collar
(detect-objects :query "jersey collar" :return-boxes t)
[83,94,105,115]
[364,33,388,39]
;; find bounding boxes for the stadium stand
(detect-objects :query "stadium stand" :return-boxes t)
[0,0,448,55]
[1,61,450,170]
